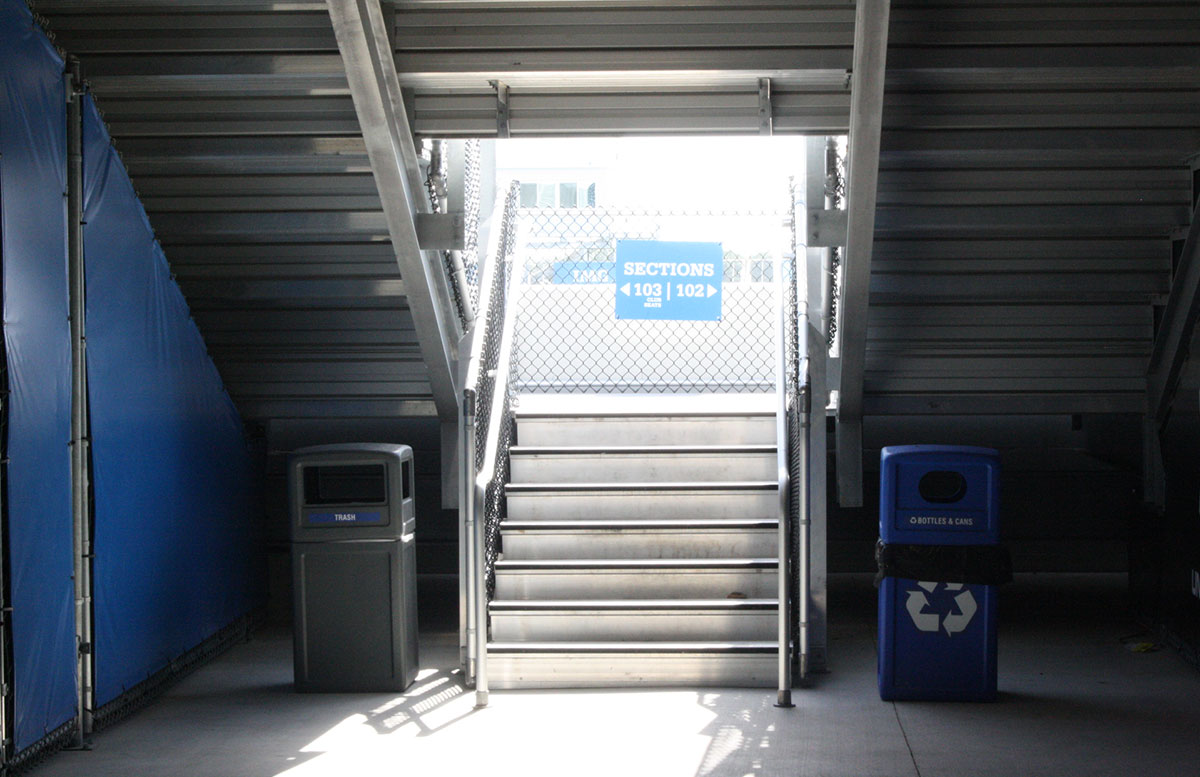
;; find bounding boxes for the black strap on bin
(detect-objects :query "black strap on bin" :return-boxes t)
[875,539,1013,588]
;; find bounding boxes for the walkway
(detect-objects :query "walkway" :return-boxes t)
[31,574,1200,777]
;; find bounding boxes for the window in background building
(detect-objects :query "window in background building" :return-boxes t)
[559,182,578,207]
[517,181,598,208]
[751,259,773,283]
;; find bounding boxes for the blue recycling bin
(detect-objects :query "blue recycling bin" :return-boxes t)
[878,445,1001,701]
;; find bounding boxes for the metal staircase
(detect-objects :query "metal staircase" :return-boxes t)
[459,189,815,703]
[487,395,779,688]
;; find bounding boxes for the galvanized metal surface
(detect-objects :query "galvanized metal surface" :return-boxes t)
[32,0,1199,444]
[509,446,776,482]
[499,521,779,560]
[1147,200,1200,426]
[490,606,778,642]
[327,0,458,424]
[835,0,890,508]
[485,647,777,689]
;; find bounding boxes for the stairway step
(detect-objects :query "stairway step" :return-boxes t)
[489,598,777,611]
[505,482,778,521]
[495,558,777,570]
[500,518,778,559]
[490,599,778,641]
[493,558,778,599]
[509,445,776,483]
[507,481,776,492]
[485,641,778,688]
[515,410,774,447]
[515,394,775,417]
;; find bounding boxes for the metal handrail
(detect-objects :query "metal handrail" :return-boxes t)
[460,183,518,687]
[774,252,793,708]
[463,191,512,393]
[459,189,509,679]
[472,248,525,708]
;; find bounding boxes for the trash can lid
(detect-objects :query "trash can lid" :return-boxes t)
[881,444,999,462]
[290,442,412,459]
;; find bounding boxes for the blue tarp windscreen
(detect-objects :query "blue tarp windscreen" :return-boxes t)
[82,99,261,706]
[0,2,77,751]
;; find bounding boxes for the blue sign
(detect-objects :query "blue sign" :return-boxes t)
[552,261,614,284]
[615,240,722,321]
[307,511,384,526]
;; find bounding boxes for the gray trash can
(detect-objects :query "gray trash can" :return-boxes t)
[288,443,418,692]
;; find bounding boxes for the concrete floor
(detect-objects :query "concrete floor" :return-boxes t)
[32,574,1200,777]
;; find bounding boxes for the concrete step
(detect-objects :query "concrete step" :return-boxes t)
[505,482,778,521]
[492,558,778,600]
[489,599,778,642]
[509,445,777,483]
[486,641,778,688]
[499,519,778,560]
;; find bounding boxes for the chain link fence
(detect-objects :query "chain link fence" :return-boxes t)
[825,138,844,350]
[511,207,790,394]
[425,139,483,329]
[460,139,483,311]
[464,182,520,606]
[785,179,803,667]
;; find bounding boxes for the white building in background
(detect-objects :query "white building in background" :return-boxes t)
[496,136,806,220]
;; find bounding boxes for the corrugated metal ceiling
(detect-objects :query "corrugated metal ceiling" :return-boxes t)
[31,0,1200,426]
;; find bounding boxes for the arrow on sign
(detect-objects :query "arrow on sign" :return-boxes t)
[620,283,631,296]
[707,284,718,298]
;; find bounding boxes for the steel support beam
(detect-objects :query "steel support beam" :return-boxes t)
[1146,198,1200,428]
[800,159,830,672]
[327,0,462,505]
[836,0,890,508]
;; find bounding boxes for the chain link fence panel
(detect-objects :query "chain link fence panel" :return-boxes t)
[511,207,790,394]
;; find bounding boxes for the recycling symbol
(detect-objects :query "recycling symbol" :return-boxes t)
[905,581,977,636]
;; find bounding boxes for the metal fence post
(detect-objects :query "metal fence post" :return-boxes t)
[65,56,94,748]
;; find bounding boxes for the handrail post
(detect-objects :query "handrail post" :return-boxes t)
[474,477,489,707]
[798,380,812,682]
[775,252,793,708]
[461,390,477,680]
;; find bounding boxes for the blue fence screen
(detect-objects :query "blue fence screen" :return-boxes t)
[0,0,262,751]
[0,3,78,751]
[82,99,262,706]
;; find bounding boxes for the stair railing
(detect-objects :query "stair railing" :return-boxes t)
[460,182,520,705]
[779,190,812,705]
[775,245,794,707]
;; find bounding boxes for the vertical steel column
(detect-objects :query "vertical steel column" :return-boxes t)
[803,148,830,673]
[794,188,813,681]
[65,57,94,747]
[0,320,8,769]
[797,381,811,681]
